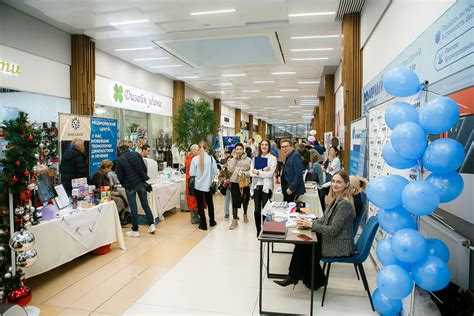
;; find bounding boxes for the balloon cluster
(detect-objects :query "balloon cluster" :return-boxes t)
[366,67,465,315]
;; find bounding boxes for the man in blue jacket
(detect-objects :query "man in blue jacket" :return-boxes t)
[280,139,305,202]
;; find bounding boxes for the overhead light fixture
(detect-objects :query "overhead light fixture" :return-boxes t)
[222,73,246,77]
[242,90,261,93]
[300,95,318,98]
[289,105,302,108]
[271,72,296,75]
[235,96,250,99]
[289,12,335,17]
[177,75,199,79]
[206,91,225,94]
[298,81,320,84]
[253,80,275,84]
[212,83,232,86]
[280,89,299,92]
[110,19,150,26]
[151,64,183,68]
[267,96,283,98]
[134,57,169,61]
[291,57,329,61]
[291,48,334,52]
[278,109,290,111]
[191,9,236,16]
[115,47,153,52]
[291,35,339,40]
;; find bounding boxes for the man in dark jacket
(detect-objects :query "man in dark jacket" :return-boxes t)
[59,138,89,196]
[116,141,156,237]
[313,140,326,156]
[280,139,305,202]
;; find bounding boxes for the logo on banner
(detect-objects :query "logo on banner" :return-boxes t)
[113,84,124,103]
[71,117,81,130]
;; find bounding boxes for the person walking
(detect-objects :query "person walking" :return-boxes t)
[185,144,200,224]
[250,139,277,237]
[190,141,218,230]
[218,150,232,219]
[227,143,252,230]
[116,141,156,237]
[280,139,305,202]
[59,138,89,196]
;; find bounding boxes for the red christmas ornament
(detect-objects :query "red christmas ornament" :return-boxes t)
[30,178,36,184]
[7,285,32,307]
[28,134,33,141]
[15,161,21,166]
[11,176,18,183]
[20,190,32,202]
[39,157,45,164]
[24,171,30,177]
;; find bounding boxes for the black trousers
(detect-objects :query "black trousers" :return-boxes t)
[253,185,272,236]
[194,189,215,226]
[230,182,250,219]
[289,243,326,288]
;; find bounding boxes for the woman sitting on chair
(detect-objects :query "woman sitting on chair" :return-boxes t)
[274,170,355,290]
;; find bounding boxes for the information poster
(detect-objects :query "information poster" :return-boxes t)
[349,117,367,177]
[90,117,118,176]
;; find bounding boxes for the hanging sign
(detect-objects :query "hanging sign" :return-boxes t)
[89,117,118,176]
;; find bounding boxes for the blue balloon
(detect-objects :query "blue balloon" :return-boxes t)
[388,174,409,187]
[383,67,421,97]
[367,176,406,209]
[391,122,427,159]
[402,180,440,215]
[423,138,465,173]
[426,172,464,203]
[372,288,402,315]
[382,142,418,169]
[391,228,427,263]
[385,102,419,130]
[376,237,412,270]
[419,97,460,134]
[412,256,451,291]
[426,238,450,263]
[377,206,416,234]
[377,265,414,299]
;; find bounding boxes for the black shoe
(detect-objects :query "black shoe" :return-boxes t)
[210,221,217,227]
[198,224,208,230]
[274,276,298,289]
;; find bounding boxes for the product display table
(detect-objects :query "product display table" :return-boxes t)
[273,186,323,218]
[24,201,126,278]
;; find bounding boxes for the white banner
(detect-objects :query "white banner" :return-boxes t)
[59,114,90,141]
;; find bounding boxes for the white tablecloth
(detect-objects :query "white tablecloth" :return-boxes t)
[273,189,323,218]
[24,202,126,278]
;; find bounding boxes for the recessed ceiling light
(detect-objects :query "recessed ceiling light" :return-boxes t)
[291,48,334,52]
[134,57,169,61]
[115,47,153,52]
[271,72,296,75]
[206,91,225,94]
[222,73,246,77]
[291,57,329,61]
[302,109,315,112]
[298,81,320,84]
[110,19,150,26]
[289,106,302,108]
[267,96,283,98]
[280,89,299,92]
[212,83,232,86]
[191,9,236,16]
[278,109,290,111]
[235,96,250,99]
[300,95,318,98]
[177,75,199,79]
[291,35,339,40]
[289,12,335,17]
[253,80,275,83]
[151,64,183,68]
[242,90,261,93]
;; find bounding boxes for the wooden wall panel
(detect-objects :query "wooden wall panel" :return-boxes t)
[213,99,221,136]
[71,35,95,116]
[172,80,185,142]
[318,97,325,141]
[324,75,335,135]
[257,119,262,136]
[248,114,253,139]
[234,109,241,134]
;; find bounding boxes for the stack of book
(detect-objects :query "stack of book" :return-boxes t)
[260,221,287,239]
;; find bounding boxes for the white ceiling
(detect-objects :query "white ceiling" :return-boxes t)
[3,0,345,125]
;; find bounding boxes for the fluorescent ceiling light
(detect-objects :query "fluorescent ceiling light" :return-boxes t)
[134,57,169,61]
[298,81,320,84]
[253,80,275,83]
[289,106,302,108]
[222,73,246,77]
[242,90,261,93]
[206,91,225,94]
[267,96,283,98]
[280,89,299,92]
[235,96,250,99]
[300,95,318,98]
[191,9,236,16]
[151,64,182,68]
[278,109,290,111]
[291,57,329,61]
[289,12,335,17]
[212,83,232,86]
[291,48,334,52]
[110,19,150,26]
[115,47,153,52]
[271,72,296,75]
[177,75,199,79]
[291,35,339,40]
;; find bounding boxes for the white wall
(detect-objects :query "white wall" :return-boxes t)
[185,85,213,105]
[0,4,71,65]
[360,0,391,49]
[334,62,342,91]
[241,111,249,123]
[220,104,235,128]
[362,0,456,86]
[96,49,173,98]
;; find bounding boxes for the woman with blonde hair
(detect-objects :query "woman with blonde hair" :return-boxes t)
[190,141,219,230]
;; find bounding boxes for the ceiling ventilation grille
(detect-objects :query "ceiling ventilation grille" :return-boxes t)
[335,0,365,21]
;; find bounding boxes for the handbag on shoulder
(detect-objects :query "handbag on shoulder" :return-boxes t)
[188,176,196,195]
[239,173,250,189]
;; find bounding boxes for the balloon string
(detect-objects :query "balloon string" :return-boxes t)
[425,89,469,109]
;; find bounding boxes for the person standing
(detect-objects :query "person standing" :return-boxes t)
[140,144,152,158]
[250,139,277,236]
[324,146,341,183]
[171,142,184,169]
[218,150,232,219]
[227,143,252,230]
[116,141,156,237]
[280,139,305,202]
[190,141,218,230]
[59,138,89,196]
[185,144,200,224]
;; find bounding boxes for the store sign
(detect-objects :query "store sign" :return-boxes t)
[112,82,162,110]
[0,59,21,75]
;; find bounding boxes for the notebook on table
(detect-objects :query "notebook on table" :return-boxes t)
[260,221,287,239]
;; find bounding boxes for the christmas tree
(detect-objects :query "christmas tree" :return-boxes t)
[0,111,40,303]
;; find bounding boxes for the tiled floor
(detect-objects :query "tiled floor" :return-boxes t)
[27,194,378,315]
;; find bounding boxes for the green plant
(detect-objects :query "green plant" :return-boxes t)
[173,98,216,151]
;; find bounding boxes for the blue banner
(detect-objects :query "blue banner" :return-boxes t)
[89,117,118,176]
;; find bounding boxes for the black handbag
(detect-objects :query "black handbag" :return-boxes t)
[188,176,196,195]
[144,182,153,192]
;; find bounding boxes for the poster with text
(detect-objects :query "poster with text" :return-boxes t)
[349,117,367,177]
[90,117,118,176]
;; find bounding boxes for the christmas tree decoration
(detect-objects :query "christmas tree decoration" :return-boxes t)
[8,230,35,253]
[16,249,37,268]
[27,135,33,141]
[6,285,32,307]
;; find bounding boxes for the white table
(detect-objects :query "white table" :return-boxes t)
[273,188,323,218]
[24,202,126,278]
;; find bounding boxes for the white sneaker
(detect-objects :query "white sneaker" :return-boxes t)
[148,224,156,234]
[126,230,140,238]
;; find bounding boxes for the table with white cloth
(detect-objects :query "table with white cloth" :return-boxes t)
[24,201,126,278]
[273,186,323,218]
